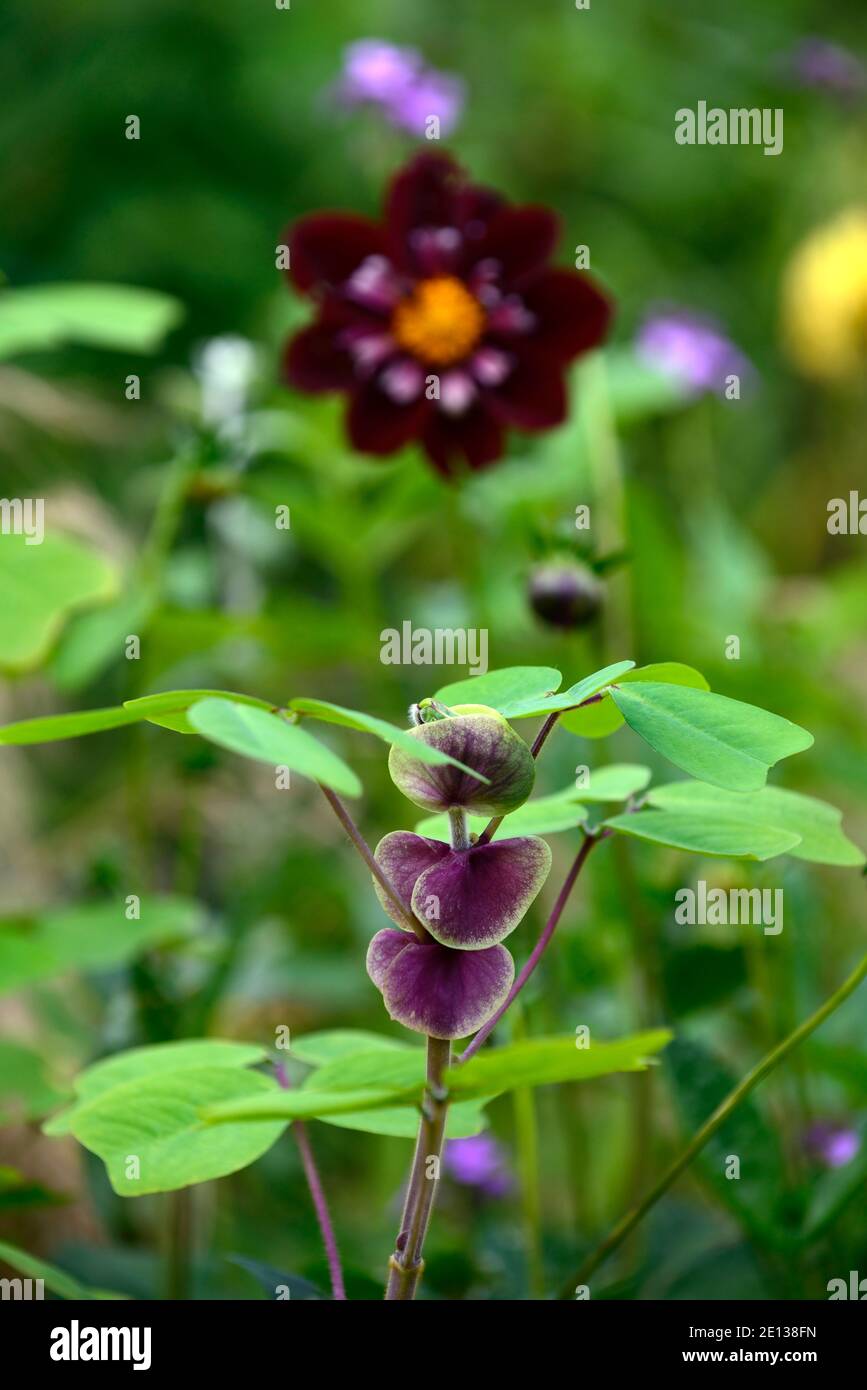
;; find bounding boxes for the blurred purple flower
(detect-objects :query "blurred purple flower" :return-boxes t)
[635,309,751,396]
[804,1122,861,1169]
[446,1134,513,1198]
[334,39,464,137]
[787,38,866,101]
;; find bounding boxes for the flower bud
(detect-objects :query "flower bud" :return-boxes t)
[528,561,603,630]
[374,830,551,949]
[367,928,514,1039]
[388,712,535,815]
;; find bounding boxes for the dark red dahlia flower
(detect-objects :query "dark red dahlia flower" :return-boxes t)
[373,829,551,949]
[282,153,612,475]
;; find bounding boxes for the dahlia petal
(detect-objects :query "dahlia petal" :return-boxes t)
[373,830,450,928]
[366,929,515,1039]
[521,269,613,360]
[485,350,568,430]
[387,714,535,815]
[282,322,355,393]
[289,214,389,294]
[439,369,477,416]
[381,357,426,404]
[471,206,560,288]
[409,226,462,276]
[385,153,461,269]
[470,346,513,387]
[344,254,404,315]
[412,836,552,949]
[422,403,504,475]
[485,295,536,335]
[347,379,429,456]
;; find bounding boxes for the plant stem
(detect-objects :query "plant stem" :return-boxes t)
[458,833,601,1063]
[448,806,470,850]
[318,783,427,941]
[560,947,867,1297]
[385,1036,451,1301]
[275,1062,346,1301]
[165,1188,193,1300]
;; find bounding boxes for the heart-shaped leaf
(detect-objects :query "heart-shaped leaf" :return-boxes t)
[447,1030,672,1098]
[646,781,864,867]
[434,667,562,718]
[561,663,709,739]
[505,660,637,719]
[124,688,274,734]
[45,1040,267,1136]
[0,706,140,745]
[609,682,813,791]
[187,698,361,796]
[58,1066,286,1196]
[604,809,801,860]
[0,531,118,674]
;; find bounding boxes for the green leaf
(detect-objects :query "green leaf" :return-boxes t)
[0,896,203,996]
[288,1029,414,1067]
[0,282,183,357]
[414,764,652,841]
[187,698,361,796]
[609,682,813,791]
[307,1049,427,1094]
[415,791,589,842]
[50,589,156,692]
[0,531,118,674]
[576,763,652,801]
[289,697,486,780]
[204,1085,420,1124]
[505,660,637,720]
[45,1040,267,1136]
[321,1101,488,1140]
[123,688,274,735]
[0,1240,126,1300]
[434,666,562,718]
[0,1041,70,1123]
[603,808,800,860]
[447,1030,672,1098]
[561,663,709,739]
[59,1067,286,1196]
[0,705,140,746]
[646,782,864,867]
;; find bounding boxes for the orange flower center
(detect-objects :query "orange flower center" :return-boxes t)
[392,276,485,366]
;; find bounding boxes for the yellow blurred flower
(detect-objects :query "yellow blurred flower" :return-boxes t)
[782,208,867,380]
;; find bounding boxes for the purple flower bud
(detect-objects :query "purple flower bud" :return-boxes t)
[528,561,603,630]
[367,928,514,1039]
[388,712,535,816]
[374,830,551,949]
